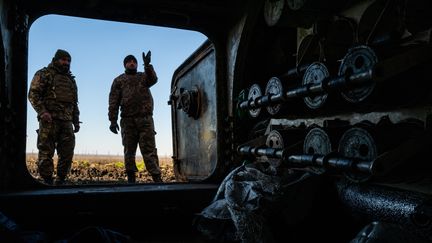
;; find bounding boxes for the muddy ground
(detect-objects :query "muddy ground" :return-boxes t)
[26,154,176,185]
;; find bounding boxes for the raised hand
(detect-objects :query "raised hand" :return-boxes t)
[142,50,151,67]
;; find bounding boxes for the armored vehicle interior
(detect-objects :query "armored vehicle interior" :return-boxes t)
[1,0,432,242]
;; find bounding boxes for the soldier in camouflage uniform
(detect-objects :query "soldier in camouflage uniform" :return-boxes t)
[108,52,162,183]
[28,49,80,185]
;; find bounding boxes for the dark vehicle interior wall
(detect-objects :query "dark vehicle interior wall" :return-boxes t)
[0,0,241,241]
[1,0,432,242]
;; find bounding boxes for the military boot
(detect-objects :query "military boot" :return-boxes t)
[127,172,136,183]
[54,176,66,185]
[152,174,163,183]
[42,176,53,185]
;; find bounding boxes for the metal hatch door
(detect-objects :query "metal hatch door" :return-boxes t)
[170,40,217,181]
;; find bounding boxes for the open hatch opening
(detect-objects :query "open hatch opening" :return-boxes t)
[26,14,207,185]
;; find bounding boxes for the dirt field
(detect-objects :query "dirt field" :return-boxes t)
[26,153,176,185]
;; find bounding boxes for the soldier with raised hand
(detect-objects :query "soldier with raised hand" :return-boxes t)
[108,51,163,183]
[28,49,80,185]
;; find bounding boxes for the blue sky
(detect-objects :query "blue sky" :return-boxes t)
[26,15,207,156]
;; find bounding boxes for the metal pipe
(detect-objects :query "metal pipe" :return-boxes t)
[239,68,374,111]
[238,145,373,174]
[237,145,285,159]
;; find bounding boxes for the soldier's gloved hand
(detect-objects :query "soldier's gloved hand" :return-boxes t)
[73,123,80,133]
[40,112,52,123]
[110,121,119,134]
[142,51,151,67]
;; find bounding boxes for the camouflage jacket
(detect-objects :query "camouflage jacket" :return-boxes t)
[28,63,80,124]
[108,65,158,122]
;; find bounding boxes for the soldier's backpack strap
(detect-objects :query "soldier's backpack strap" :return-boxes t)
[35,67,55,98]
[39,67,55,87]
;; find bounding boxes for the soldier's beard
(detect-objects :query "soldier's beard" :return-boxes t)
[59,64,70,73]
[125,68,137,74]
[54,62,70,73]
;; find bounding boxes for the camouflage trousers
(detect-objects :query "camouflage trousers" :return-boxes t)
[37,119,75,179]
[120,116,161,176]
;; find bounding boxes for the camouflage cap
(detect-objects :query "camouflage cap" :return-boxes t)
[123,55,137,66]
[53,49,71,61]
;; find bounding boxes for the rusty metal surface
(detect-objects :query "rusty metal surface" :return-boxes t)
[171,44,217,181]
